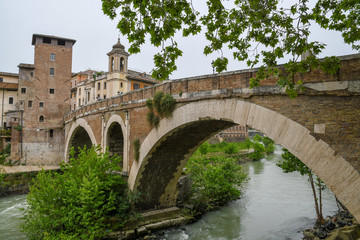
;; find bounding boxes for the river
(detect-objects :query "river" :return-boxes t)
[0,147,338,240]
[158,147,338,240]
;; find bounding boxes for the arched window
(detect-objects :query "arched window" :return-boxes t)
[111,57,114,71]
[39,115,44,122]
[120,57,125,72]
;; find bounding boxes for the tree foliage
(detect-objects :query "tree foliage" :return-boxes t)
[102,0,359,96]
[277,148,325,223]
[21,146,136,240]
[185,156,247,210]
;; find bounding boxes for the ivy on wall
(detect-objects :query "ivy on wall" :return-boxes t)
[146,91,176,127]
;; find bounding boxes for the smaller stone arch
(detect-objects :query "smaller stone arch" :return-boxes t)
[104,114,128,172]
[64,118,97,161]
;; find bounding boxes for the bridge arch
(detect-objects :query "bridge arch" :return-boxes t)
[128,99,360,220]
[104,114,128,172]
[64,118,97,161]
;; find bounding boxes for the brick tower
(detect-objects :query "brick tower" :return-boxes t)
[12,34,76,165]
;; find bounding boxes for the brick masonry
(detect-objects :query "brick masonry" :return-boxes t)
[64,53,360,221]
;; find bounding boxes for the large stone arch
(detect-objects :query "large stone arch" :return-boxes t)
[128,99,360,221]
[104,114,128,172]
[64,118,97,161]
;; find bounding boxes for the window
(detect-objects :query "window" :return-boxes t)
[78,99,81,106]
[78,88,81,95]
[50,68,55,76]
[97,94,100,99]
[21,88,26,94]
[97,82,100,90]
[104,82,106,89]
[49,129,54,137]
[39,102,44,107]
[120,57,125,71]
[87,92,90,102]
[120,82,123,87]
[39,115,44,122]
[43,37,51,44]
[28,100,33,108]
[49,88,55,94]
[133,83,140,90]
[58,39,65,46]
[103,95,106,99]
[0,77,3,82]
[50,53,56,61]
[30,72,33,77]
[9,97,13,104]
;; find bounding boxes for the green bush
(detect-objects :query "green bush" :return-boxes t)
[198,142,210,155]
[145,98,153,110]
[224,143,238,154]
[185,156,247,210]
[159,94,176,117]
[248,142,265,160]
[252,134,262,142]
[153,91,164,113]
[21,146,135,240]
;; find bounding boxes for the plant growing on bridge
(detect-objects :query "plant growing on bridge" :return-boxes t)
[101,0,359,97]
[21,146,136,240]
[133,139,140,162]
[277,148,325,224]
[146,91,176,127]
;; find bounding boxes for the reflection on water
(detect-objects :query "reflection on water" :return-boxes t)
[0,194,27,240]
[160,147,338,240]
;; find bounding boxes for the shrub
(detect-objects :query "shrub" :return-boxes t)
[248,142,265,160]
[198,142,210,155]
[153,91,164,113]
[185,156,247,210]
[145,98,153,110]
[133,139,140,161]
[159,94,176,117]
[252,134,262,142]
[21,146,134,240]
[224,143,238,154]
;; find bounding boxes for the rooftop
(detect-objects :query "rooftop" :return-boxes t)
[32,34,76,45]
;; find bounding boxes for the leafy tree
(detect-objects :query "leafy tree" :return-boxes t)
[224,142,238,154]
[277,148,325,224]
[21,146,136,240]
[248,141,265,160]
[185,156,247,210]
[101,0,359,96]
[198,141,210,155]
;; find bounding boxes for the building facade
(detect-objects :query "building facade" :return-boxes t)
[70,39,158,111]
[10,34,76,164]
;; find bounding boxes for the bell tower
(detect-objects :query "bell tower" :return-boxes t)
[107,38,129,73]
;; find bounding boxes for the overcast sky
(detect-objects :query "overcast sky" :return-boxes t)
[0,0,358,79]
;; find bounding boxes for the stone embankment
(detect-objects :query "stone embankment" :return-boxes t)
[0,165,60,197]
[303,211,360,240]
[106,207,191,240]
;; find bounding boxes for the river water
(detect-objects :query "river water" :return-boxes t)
[159,147,338,240]
[0,147,338,240]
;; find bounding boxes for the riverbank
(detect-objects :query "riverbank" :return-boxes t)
[0,166,60,198]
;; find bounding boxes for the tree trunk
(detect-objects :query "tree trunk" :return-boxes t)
[309,172,323,224]
[318,177,324,223]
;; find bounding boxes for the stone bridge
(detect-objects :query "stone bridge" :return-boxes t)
[64,54,360,221]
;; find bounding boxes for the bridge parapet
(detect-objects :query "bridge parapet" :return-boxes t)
[65,53,360,123]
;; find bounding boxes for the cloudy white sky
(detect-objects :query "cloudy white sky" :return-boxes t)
[0,0,358,79]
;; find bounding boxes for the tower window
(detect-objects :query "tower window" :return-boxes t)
[43,37,51,44]
[9,97,13,104]
[21,88,26,94]
[104,82,106,89]
[50,68,55,76]
[49,129,54,137]
[120,57,125,71]
[50,53,56,61]
[111,57,114,71]
[30,72,33,77]
[49,88,55,94]
[58,40,65,46]
[39,102,44,107]
[0,77,3,82]
[98,82,100,90]
[39,115,44,122]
